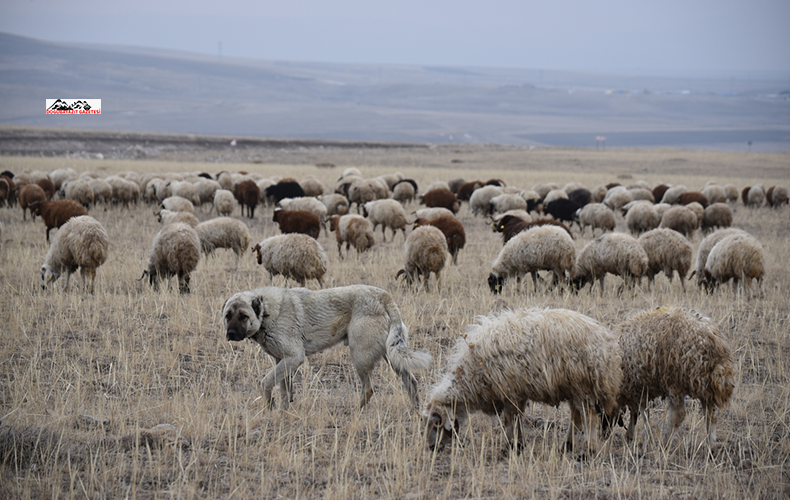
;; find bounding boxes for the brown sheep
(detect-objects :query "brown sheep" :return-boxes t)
[30,199,89,241]
[677,191,709,208]
[456,181,484,201]
[18,184,47,221]
[36,178,55,200]
[766,186,775,206]
[741,186,751,205]
[272,209,321,240]
[494,215,572,244]
[329,214,376,258]
[0,177,11,207]
[234,179,260,218]
[413,216,466,265]
[652,184,670,204]
[421,188,460,214]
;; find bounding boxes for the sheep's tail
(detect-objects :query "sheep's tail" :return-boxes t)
[383,293,432,372]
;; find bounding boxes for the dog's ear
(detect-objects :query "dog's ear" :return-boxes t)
[251,297,263,319]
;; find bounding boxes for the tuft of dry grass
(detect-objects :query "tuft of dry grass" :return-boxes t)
[1,150,789,499]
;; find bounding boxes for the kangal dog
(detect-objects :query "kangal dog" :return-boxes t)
[222,285,432,409]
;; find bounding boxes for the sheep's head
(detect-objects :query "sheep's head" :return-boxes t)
[251,243,263,265]
[40,264,60,289]
[487,273,504,294]
[423,406,457,451]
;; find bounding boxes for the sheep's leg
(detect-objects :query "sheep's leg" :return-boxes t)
[451,250,458,266]
[662,394,685,447]
[531,271,539,293]
[704,403,719,449]
[598,276,606,297]
[582,401,600,455]
[502,405,523,450]
[625,404,640,442]
[262,353,304,410]
[63,270,71,291]
[565,401,584,451]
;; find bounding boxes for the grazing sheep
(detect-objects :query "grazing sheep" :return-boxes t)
[299,176,324,197]
[638,228,693,292]
[740,186,751,206]
[608,306,735,450]
[422,188,460,214]
[156,209,199,228]
[678,191,709,208]
[591,184,608,203]
[518,190,542,212]
[18,184,47,220]
[143,222,201,294]
[542,198,581,224]
[212,189,238,217]
[576,203,615,237]
[392,179,417,205]
[0,177,11,207]
[106,176,137,208]
[255,178,276,205]
[29,199,88,241]
[567,187,593,207]
[252,234,328,287]
[653,203,672,220]
[193,178,222,208]
[368,178,390,199]
[36,178,55,200]
[161,196,195,214]
[659,205,697,237]
[413,207,455,220]
[49,168,77,190]
[413,216,466,265]
[692,228,748,289]
[424,307,621,454]
[488,225,576,294]
[456,181,484,201]
[347,179,377,213]
[685,201,705,227]
[573,233,648,296]
[723,184,739,203]
[40,215,109,293]
[363,199,408,242]
[492,209,532,224]
[494,215,573,244]
[628,187,655,203]
[488,193,527,215]
[660,185,689,204]
[704,233,765,297]
[273,209,321,240]
[701,203,733,231]
[603,186,634,211]
[746,185,765,207]
[768,185,788,207]
[447,178,465,194]
[469,185,503,216]
[264,180,306,206]
[652,184,670,204]
[624,201,660,235]
[531,183,559,200]
[88,178,113,205]
[278,197,329,233]
[701,184,727,204]
[235,180,260,218]
[543,189,568,204]
[396,226,447,291]
[320,193,350,217]
[329,214,376,258]
[195,217,251,263]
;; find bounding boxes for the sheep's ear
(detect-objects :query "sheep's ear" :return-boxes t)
[251,297,263,319]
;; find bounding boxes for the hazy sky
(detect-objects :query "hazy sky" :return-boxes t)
[2,0,789,75]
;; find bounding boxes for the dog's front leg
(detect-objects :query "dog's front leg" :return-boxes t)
[262,354,305,410]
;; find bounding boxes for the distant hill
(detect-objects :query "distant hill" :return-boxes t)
[1,32,788,151]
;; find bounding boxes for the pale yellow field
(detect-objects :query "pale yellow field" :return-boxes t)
[1,149,789,499]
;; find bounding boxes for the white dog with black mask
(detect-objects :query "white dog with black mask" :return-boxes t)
[222,285,432,409]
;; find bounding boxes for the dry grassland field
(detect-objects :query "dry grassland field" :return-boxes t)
[0,143,789,499]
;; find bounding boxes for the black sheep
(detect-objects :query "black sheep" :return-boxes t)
[543,198,581,224]
[567,188,592,208]
[265,181,305,205]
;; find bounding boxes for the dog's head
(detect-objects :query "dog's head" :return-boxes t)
[422,405,457,451]
[222,292,266,342]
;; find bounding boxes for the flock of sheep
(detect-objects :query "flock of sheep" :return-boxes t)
[1,164,786,455]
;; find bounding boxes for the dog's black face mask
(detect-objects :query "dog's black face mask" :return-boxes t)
[223,296,264,342]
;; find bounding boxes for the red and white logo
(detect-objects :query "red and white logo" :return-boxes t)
[46,99,101,114]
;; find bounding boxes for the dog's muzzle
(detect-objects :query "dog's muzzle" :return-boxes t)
[226,328,247,342]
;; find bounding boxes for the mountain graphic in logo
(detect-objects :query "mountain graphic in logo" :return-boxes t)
[47,99,92,111]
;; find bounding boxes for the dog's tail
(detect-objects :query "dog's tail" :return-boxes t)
[382,293,432,372]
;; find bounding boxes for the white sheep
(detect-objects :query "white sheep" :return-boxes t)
[723,184,739,203]
[143,222,201,294]
[423,307,622,454]
[299,176,324,197]
[577,203,616,237]
[542,189,568,204]
[488,225,575,294]
[195,217,251,263]
[63,179,94,208]
[161,196,195,214]
[701,203,733,231]
[603,186,633,211]
[704,232,765,297]
[88,178,113,205]
[396,226,447,291]
[628,187,655,203]
[252,234,328,288]
[692,228,748,289]
[392,180,416,205]
[193,178,222,208]
[624,201,660,235]
[40,215,109,293]
[492,209,532,225]
[156,209,199,227]
[469,185,503,216]
[413,207,455,220]
[637,228,693,292]
[212,189,238,217]
[658,205,697,237]
[363,199,408,242]
[320,193,350,217]
[488,193,528,215]
[660,185,689,204]
[701,184,727,204]
[531,183,559,199]
[609,306,735,450]
[747,185,765,207]
[574,232,648,295]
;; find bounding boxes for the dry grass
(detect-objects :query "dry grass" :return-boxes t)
[1,150,789,499]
